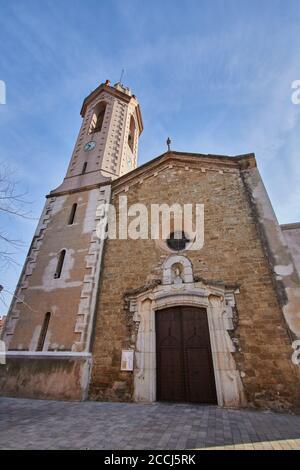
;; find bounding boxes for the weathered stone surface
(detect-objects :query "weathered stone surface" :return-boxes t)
[89,153,300,410]
[0,356,91,400]
[282,223,300,279]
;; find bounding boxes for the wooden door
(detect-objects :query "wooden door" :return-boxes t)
[156,306,217,404]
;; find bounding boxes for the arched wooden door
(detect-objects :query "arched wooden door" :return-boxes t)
[156,306,217,404]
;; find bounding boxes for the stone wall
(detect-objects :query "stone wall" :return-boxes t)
[89,153,300,410]
[0,354,91,400]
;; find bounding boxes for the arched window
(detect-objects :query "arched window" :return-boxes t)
[68,203,77,225]
[82,162,87,174]
[54,250,66,279]
[36,312,51,352]
[166,231,190,252]
[128,115,136,152]
[89,102,107,134]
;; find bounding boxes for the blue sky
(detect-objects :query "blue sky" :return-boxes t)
[0,0,300,314]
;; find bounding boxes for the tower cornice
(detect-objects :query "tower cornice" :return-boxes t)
[80,83,143,134]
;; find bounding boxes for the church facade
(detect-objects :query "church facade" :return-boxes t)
[1,81,300,410]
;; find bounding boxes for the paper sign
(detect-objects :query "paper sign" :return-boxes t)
[121,350,134,371]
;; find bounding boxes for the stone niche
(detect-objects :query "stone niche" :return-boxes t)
[125,255,247,408]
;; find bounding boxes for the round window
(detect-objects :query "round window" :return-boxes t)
[166,231,190,252]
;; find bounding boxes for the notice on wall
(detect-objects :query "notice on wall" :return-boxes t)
[121,350,134,371]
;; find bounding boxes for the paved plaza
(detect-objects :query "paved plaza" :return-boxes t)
[0,397,299,450]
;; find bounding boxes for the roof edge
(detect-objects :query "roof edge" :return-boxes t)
[281,222,300,231]
[111,150,256,190]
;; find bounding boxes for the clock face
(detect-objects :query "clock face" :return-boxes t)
[84,141,96,152]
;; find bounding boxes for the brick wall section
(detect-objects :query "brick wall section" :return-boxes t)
[89,155,300,409]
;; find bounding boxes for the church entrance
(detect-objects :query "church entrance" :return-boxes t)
[156,306,217,404]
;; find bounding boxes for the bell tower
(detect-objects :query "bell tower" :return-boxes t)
[1,80,143,400]
[55,80,143,193]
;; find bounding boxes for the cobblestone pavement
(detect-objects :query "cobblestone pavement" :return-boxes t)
[0,397,299,450]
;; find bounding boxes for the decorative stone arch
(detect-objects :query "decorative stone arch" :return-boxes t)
[127,268,246,408]
[162,255,194,285]
[89,100,108,134]
[128,114,137,152]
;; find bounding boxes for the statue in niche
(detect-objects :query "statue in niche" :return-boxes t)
[171,263,184,284]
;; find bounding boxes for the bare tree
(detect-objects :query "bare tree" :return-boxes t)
[0,163,32,271]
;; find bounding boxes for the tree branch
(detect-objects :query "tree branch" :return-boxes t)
[0,162,34,269]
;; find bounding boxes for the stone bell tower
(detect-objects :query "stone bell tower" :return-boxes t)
[55,79,143,193]
[0,80,143,400]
